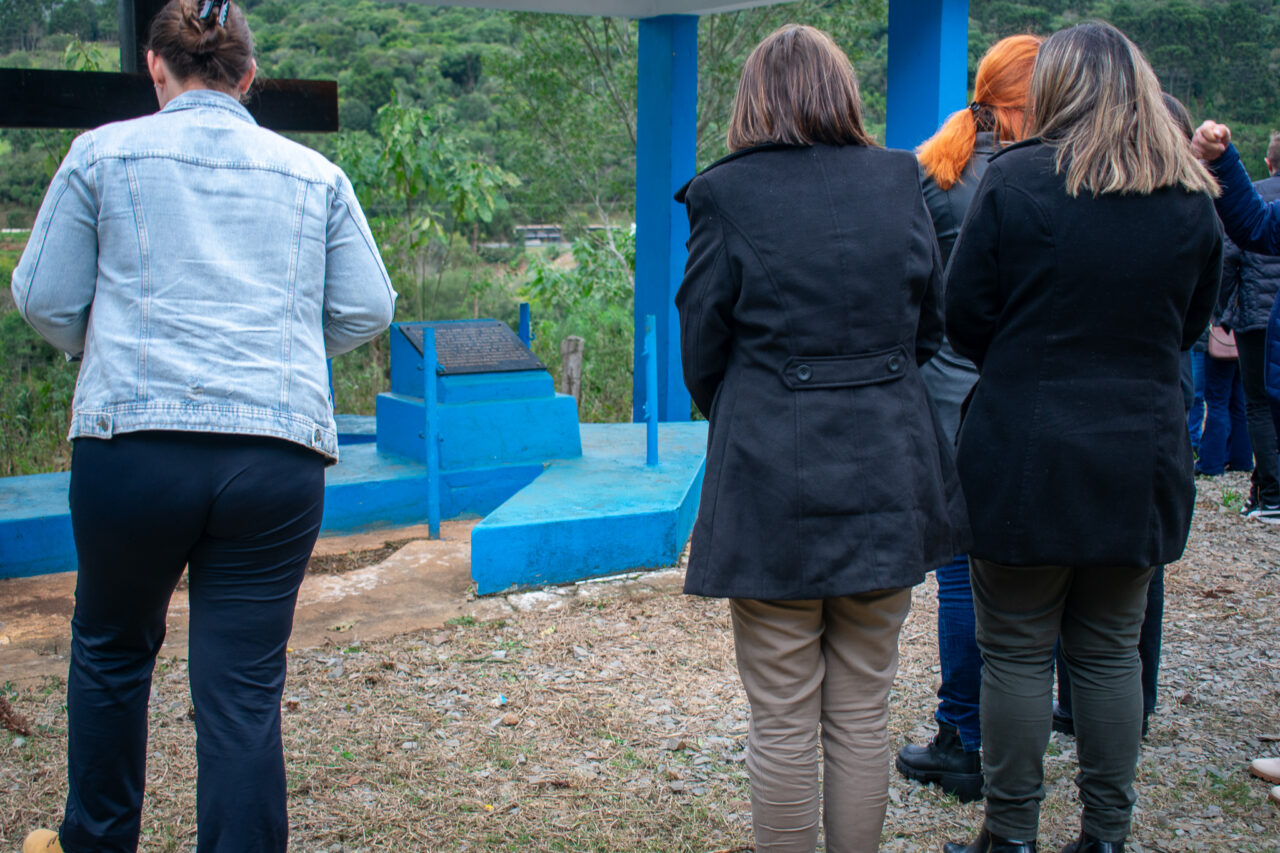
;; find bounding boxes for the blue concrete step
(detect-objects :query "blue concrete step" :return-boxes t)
[0,471,74,579]
[470,422,707,595]
[335,414,377,445]
[321,443,545,535]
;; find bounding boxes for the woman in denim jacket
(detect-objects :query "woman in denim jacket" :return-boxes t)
[13,2,395,850]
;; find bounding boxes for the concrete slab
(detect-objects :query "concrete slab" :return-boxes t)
[470,421,707,594]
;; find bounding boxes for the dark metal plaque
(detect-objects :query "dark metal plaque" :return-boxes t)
[400,321,546,375]
[0,69,339,132]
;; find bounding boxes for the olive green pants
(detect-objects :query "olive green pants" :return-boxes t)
[730,589,911,853]
[970,558,1154,843]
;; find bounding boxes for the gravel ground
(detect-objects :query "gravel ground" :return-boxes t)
[2,472,1278,851]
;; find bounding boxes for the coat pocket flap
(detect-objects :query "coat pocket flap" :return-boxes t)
[780,347,909,390]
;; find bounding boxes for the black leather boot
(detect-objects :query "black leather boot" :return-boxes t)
[1059,832,1124,852]
[1051,703,1075,737]
[943,825,1037,853]
[896,721,984,802]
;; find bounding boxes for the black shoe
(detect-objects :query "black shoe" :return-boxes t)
[896,721,983,802]
[1059,831,1124,852]
[1240,487,1260,517]
[1054,705,1149,739]
[944,825,1037,853]
[1051,703,1074,737]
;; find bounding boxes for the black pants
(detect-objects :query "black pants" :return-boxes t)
[1236,329,1280,504]
[61,432,325,853]
[1056,565,1164,719]
[973,560,1153,842]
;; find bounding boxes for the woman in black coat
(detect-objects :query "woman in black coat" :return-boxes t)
[676,24,967,852]
[943,22,1222,853]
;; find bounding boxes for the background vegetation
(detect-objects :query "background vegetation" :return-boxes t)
[2,0,1277,472]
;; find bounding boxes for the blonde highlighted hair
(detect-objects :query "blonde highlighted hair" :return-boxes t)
[1028,21,1218,197]
[918,34,1042,190]
[727,24,876,151]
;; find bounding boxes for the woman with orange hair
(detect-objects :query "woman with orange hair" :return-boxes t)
[894,33,1041,804]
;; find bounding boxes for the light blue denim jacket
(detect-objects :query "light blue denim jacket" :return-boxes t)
[12,89,396,462]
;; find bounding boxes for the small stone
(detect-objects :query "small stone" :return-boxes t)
[401,741,418,750]
[501,713,520,726]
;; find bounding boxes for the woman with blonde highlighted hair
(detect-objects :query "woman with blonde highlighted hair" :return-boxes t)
[676,23,968,852]
[944,21,1220,853]
[895,34,1040,805]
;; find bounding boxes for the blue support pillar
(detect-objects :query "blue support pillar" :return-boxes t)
[423,328,441,540]
[518,302,533,348]
[886,0,970,151]
[643,314,659,466]
[634,14,697,423]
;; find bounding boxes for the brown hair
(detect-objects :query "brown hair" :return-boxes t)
[1266,131,1280,170]
[918,35,1042,190]
[726,24,876,152]
[146,0,254,93]
[1028,22,1217,197]
[1161,93,1194,141]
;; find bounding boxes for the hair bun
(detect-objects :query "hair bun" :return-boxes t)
[176,8,223,57]
[148,0,254,92]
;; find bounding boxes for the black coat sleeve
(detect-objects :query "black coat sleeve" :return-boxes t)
[1217,236,1241,324]
[944,166,1005,370]
[914,185,945,366]
[1184,216,1224,350]
[675,176,737,418]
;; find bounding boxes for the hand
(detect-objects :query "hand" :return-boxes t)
[1191,120,1231,162]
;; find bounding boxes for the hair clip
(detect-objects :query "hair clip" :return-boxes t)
[217,0,230,26]
[197,0,214,19]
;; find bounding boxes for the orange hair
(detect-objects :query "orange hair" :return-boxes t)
[918,34,1042,190]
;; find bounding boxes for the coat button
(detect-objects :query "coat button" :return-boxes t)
[796,364,812,382]
[887,356,902,372]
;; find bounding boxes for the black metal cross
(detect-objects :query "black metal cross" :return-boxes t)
[1,0,338,132]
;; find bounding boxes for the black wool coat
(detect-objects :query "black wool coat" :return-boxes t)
[675,143,970,600]
[946,138,1222,568]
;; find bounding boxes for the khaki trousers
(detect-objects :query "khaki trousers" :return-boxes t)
[730,589,912,853]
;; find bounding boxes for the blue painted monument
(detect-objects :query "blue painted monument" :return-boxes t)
[0,316,705,593]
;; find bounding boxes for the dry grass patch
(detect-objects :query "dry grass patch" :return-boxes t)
[3,473,1279,851]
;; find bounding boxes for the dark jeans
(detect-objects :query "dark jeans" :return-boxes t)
[1056,565,1164,719]
[1235,329,1280,504]
[972,559,1153,843]
[1187,350,1205,452]
[1198,355,1252,475]
[934,554,982,752]
[61,432,325,853]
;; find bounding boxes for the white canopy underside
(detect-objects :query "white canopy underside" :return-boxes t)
[396,0,796,17]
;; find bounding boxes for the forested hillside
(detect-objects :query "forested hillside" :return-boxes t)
[1,0,1278,472]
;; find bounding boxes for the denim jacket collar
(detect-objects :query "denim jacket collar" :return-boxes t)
[161,89,257,125]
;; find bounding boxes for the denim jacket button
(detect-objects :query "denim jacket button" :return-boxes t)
[313,428,322,444]
[96,416,109,430]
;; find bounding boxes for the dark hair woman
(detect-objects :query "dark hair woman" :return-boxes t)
[676,24,968,851]
[943,22,1220,853]
[13,1,395,850]
[895,33,1041,805]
